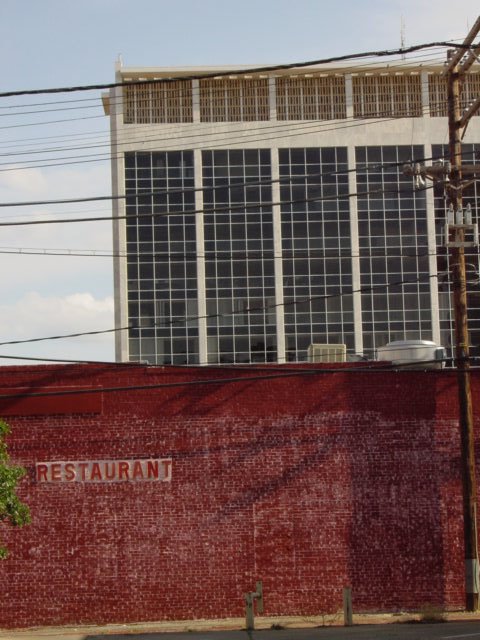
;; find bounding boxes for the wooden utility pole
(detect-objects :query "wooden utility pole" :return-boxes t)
[445,17,480,611]
[403,17,480,611]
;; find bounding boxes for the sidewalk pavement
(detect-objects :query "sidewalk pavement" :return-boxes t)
[2,612,480,640]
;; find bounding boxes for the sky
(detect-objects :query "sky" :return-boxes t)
[0,0,478,365]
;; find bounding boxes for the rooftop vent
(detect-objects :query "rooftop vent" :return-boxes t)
[376,340,446,369]
[307,343,347,363]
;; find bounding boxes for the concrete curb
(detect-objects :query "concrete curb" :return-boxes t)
[3,612,480,640]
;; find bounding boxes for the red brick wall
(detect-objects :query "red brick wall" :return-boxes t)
[0,363,475,627]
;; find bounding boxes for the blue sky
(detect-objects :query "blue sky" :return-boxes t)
[2,0,478,89]
[0,0,478,364]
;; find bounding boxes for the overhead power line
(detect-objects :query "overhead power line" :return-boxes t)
[0,87,469,176]
[0,46,450,119]
[0,50,451,136]
[0,100,447,173]
[0,181,434,228]
[0,359,460,397]
[0,105,436,160]
[0,272,439,349]
[0,41,467,99]
[0,247,441,261]
[0,145,456,213]
[0,60,450,154]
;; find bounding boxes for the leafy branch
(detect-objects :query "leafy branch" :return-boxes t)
[0,420,30,558]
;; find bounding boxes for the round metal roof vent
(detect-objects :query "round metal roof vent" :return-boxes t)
[377,340,446,369]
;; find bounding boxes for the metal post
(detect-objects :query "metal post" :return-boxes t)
[244,581,263,630]
[343,587,353,626]
[245,592,254,631]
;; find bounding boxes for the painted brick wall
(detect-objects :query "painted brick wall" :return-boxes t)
[0,363,476,627]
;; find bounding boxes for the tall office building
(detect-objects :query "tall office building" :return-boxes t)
[103,60,480,365]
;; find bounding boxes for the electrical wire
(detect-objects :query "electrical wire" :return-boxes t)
[0,40,466,99]
[0,181,434,228]
[0,110,433,170]
[0,114,105,131]
[0,145,473,225]
[0,146,464,227]
[0,45,451,119]
[0,82,446,156]
[0,272,439,349]
[0,110,427,160]
[0,97,457,172]
[0,105,465,178]
[0,45,475,365]
[0,357,468,399]
[0,144,458,212]
[0,247,444,260]
[0,43,462,162]
[0,50,451,140]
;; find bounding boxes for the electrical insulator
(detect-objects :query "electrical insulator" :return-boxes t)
[456,206,464,225]
[445,162,451,182]
[465,203,472,225]
[448,204,455,224]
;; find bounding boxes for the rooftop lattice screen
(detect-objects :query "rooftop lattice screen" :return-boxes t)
[429,72,480,117]
[123,80,193,123]
[276,75,346,120]
[352,74,423,118]
[199,77,270,122]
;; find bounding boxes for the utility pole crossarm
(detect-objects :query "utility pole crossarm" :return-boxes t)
[460,95,480,130]
[445,16,480,72]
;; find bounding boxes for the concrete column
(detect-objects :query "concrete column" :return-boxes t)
[192,79,200,123]
[419,75,441,344]
[347,143,363,356]
[271,148,286,363]
[345,74,354,120]
[269,76,277,121]
[345,70,364,358]
[425,162,441,344]
[194,148,208,364]
[420,70,430,116]
[111,62,129,362]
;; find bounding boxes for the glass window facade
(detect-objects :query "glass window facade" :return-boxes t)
[202,149,276,363]
[112,65,480,366]
[279,147,354,361]
[121,145,457,365]
[125,151,198,364]
[356,145,432,355]
[433,143,480,358]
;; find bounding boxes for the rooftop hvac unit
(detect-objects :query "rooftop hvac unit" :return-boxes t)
[376,340,446,369]
[307,343,347,363]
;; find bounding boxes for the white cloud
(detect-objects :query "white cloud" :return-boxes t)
[0,291,115,364]
[0,167,49,198]
[0,162,110,213]
[0,93,115,365]
[0,162,113,297]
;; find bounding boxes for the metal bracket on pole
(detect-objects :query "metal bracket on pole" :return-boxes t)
[444,223,479,248]
[445,204,478,248]
[244,581,263,630]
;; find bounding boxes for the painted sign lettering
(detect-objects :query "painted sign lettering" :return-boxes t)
[35,458,172,483]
